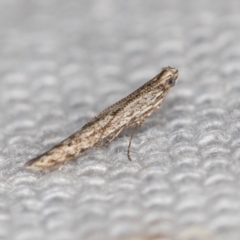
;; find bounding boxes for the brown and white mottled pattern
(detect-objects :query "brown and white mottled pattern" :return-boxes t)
[25,67,179,170]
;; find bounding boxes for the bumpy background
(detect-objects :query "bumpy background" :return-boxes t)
[1,0,240,240]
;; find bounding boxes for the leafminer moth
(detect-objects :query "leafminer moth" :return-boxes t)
[25,66,179,170]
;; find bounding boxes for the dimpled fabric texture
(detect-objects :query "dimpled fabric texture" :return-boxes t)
[1,0,240,240]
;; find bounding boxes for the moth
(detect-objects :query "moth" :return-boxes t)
[25,66,179,170]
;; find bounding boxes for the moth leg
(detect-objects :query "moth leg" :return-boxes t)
[58,162,65,171]
[103,126,124,148]
[127,125,138,161]
[127,118,146,161]
[58,159,69,171]
[127,104,164,161]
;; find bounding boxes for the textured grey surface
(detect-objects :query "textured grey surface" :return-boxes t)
[1,0,240,239]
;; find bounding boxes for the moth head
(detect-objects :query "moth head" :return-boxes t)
[160,66,179,88]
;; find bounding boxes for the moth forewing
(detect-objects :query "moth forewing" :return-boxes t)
[25,66,179,170]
